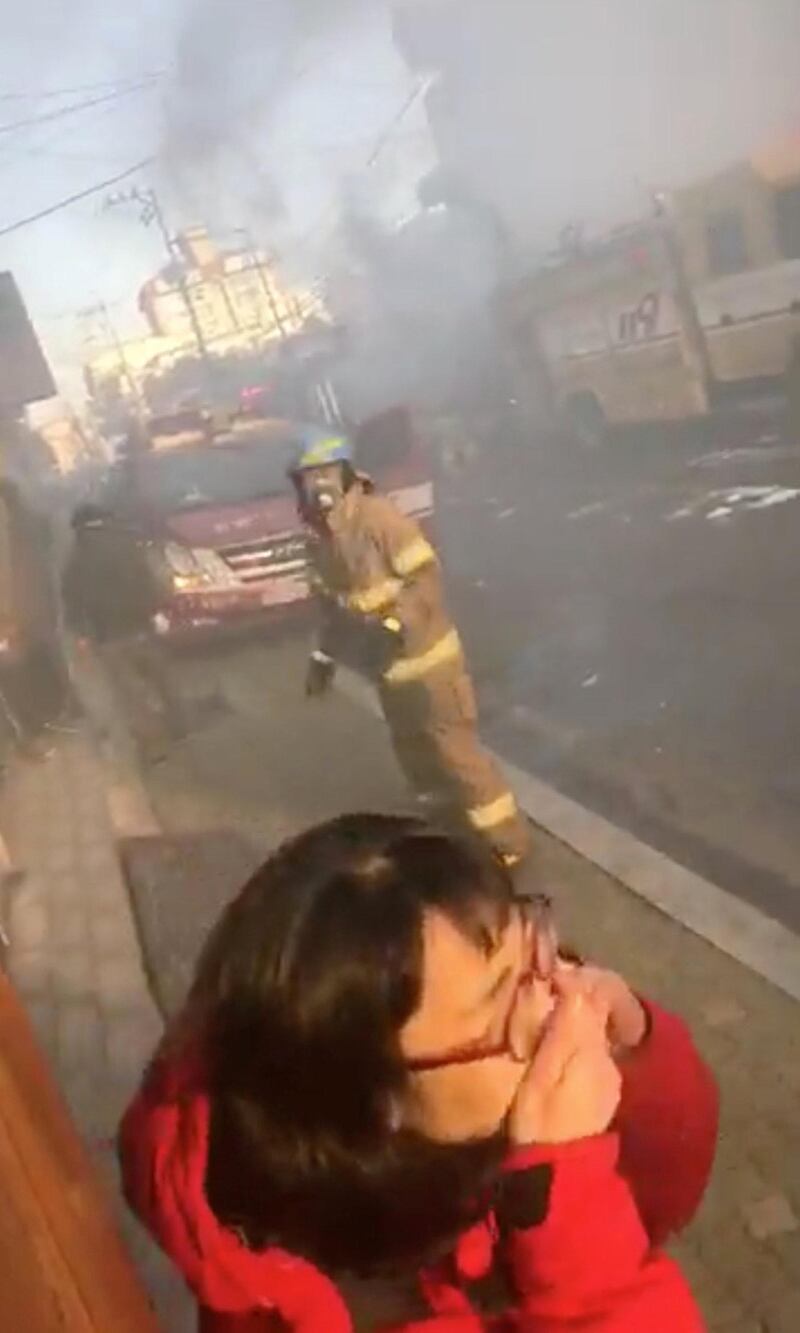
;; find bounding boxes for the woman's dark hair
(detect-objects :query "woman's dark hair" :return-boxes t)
[190,813,514,1276]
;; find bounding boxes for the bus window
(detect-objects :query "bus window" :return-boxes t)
[705,209,750,276]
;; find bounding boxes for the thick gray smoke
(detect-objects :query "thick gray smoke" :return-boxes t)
[162,0,374,230]
[327,183,508,420]
[413,0,800,250]
[159,0,800,418]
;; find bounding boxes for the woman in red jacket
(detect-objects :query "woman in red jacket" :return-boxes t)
[119,814,718,1333]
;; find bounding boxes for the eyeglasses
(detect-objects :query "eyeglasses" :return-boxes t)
[404,895,558,1074]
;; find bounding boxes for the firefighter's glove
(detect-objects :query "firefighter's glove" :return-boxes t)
[306,651,336,699]
[381,617,405,653]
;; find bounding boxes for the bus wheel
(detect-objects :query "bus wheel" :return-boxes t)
[562,393,608,449]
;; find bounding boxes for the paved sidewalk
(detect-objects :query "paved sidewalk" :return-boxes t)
[0,733,193,1332]
[1,629,798,1332]
[140,636,800,1333]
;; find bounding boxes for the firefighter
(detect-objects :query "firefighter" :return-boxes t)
[290,429,531,868]
[62,502,191,765]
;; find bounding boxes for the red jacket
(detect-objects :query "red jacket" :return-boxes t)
[118,1002,718,1333]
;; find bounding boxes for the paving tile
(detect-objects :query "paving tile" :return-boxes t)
[21,996,57,1059]
[105,1010,161,1090]
[701,997,747,1029]
[49,900,90,951]
[95,954,149,1011]
[8,946,51,997]
[48,946,95,1001]
[89,907,140,957]
[8,896,49,950]
[56,998,104,1076]
[743,1194,799,1243]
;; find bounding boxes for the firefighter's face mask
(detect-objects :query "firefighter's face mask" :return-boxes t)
[300,463,347,517]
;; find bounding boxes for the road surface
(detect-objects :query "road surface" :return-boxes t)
[125,407,800,935]
[438,410,800,931]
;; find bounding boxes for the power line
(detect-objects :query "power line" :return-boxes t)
[19,145,152,165]
[0,156,155,238]
[0,73,164,102]
[289,78,433,261]
[0,78,160,137]
[366,78,431,168]
[0,91,154,170]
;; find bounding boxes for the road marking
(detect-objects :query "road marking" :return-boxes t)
[337,667,800,1003]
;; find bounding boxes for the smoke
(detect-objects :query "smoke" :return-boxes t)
[156,0,800,417]
[2,0,104,60]
[408,0,800,249]
[325,178,508,419]
[161,0,375,231]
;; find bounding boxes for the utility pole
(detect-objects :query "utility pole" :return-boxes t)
[652,191,713,415]
[256,252,289,342]
[105,186,213,367]
[80,301,145,419]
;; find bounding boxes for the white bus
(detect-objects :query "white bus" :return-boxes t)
[504,137,800,443]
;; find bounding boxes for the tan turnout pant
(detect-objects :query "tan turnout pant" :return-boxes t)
[379,663,530,864]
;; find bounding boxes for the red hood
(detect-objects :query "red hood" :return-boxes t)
[117,1002,715,1333]
[162,494,301,548]
[118,1052,352,1331]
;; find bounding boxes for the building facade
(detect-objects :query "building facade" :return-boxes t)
[138,227,320,348]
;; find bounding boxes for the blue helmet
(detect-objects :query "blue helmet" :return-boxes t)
[292,430,354,473]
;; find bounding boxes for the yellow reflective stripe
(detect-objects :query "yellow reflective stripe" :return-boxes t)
[467,792,519,832]
[347,578,402,615]
[384,628,462,684]
[392,537,436,579]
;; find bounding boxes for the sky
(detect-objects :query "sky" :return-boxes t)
[0,0,428,405]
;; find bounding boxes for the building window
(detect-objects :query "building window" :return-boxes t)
[705,210,750,277]
[775,183,800,261]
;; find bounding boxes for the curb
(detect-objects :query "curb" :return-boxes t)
[336,667,800,1004]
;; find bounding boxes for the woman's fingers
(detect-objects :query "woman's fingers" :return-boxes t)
[556,963,649,1052]
[522,988,603,1089]
[508,988,621,1145]
[558,1040,622,1132]
[507,975,556,1062]
[553,967,613,1031]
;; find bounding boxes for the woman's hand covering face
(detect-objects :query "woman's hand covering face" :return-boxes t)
[508,971,621,1146]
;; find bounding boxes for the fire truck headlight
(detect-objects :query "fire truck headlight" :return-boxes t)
[163,541,238,591]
